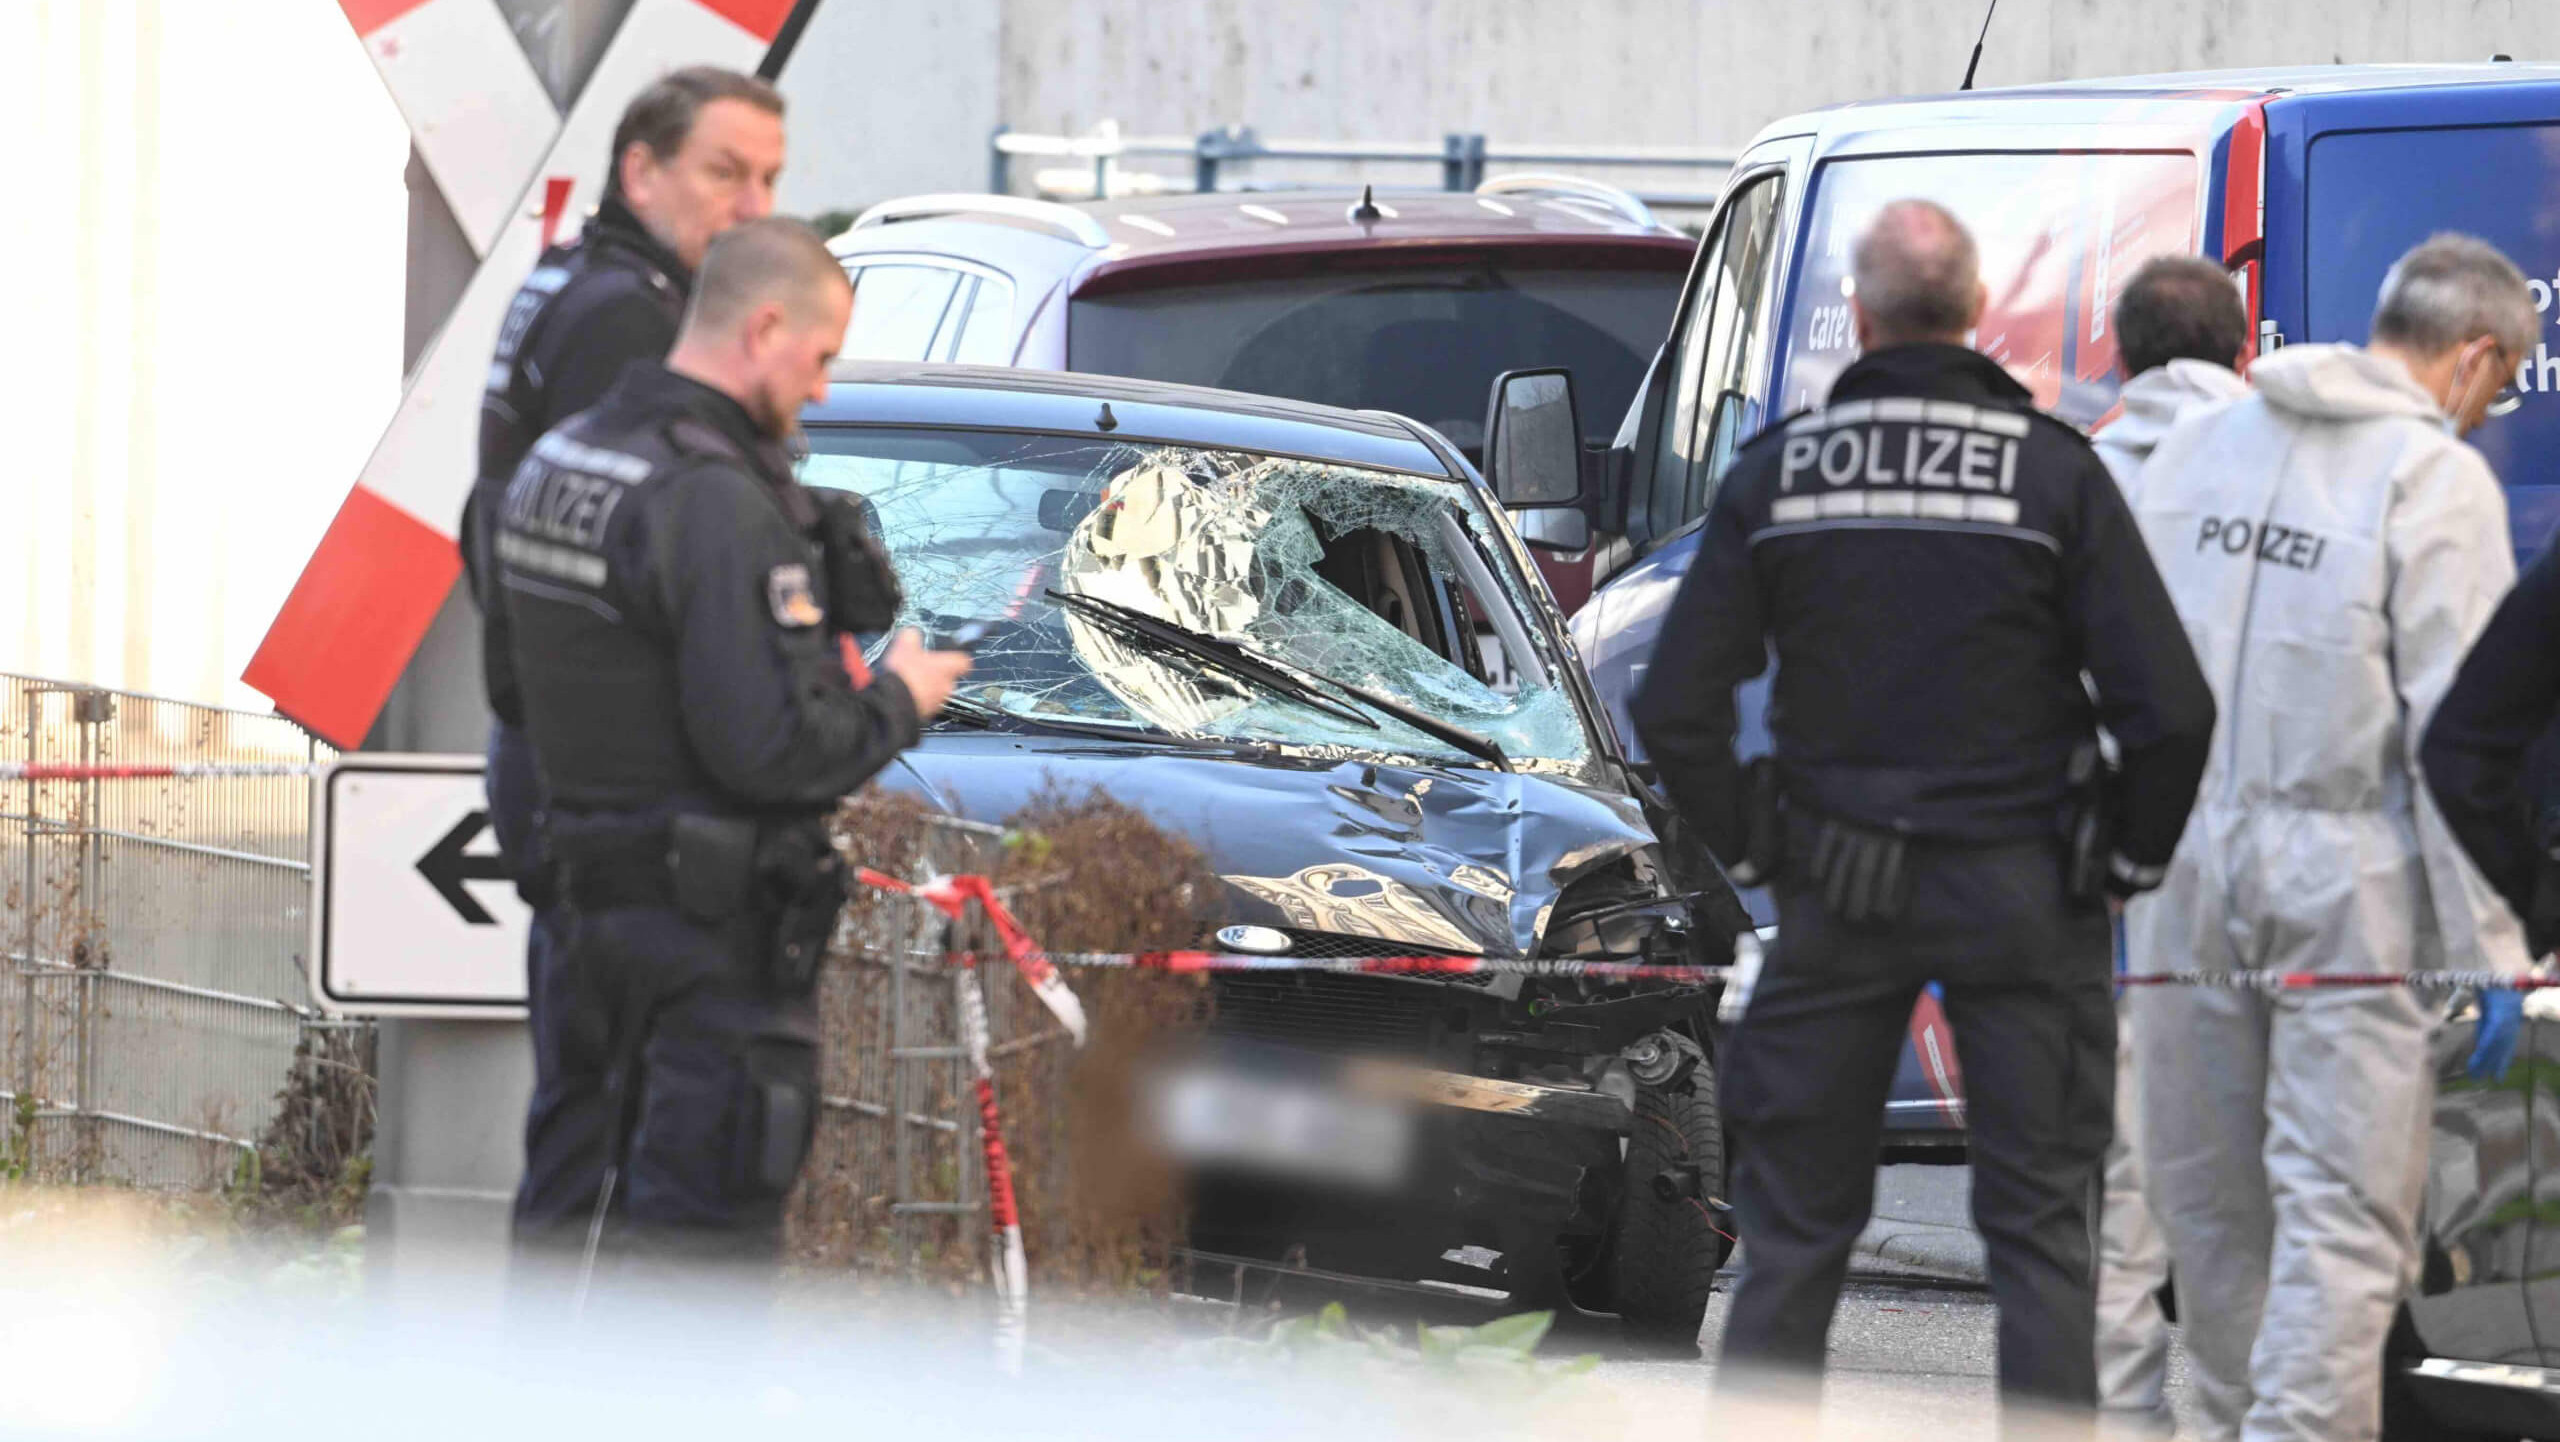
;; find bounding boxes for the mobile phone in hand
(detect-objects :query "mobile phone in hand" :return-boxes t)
[934,620,993,652]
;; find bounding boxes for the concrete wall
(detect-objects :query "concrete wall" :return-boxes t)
[779,0,2560,215]
[779,0,1003,216]
[2,3,407,708]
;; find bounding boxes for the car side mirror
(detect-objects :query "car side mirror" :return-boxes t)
[1512,504,1591,554]
[1483,368,1585,508]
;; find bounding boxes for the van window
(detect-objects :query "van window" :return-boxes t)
[1650,172,1787,533]
[1778,152,2201,429]
[2305,124,2560,550]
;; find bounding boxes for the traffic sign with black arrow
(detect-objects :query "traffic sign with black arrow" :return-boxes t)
[416,810,511,925]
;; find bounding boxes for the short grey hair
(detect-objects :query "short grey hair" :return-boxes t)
[1852,199,1981,344]
[2372,233,2538,362]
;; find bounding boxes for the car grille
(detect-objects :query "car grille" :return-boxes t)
[1273,929,1473,960]
[1210,971,1449,1054]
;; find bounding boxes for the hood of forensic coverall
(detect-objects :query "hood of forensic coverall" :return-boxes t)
[2249,342,2448,425]
[2122,340,2527,974]
[2094,360,2249,483]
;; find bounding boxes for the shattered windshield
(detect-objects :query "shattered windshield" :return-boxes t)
[799,427,1598,779]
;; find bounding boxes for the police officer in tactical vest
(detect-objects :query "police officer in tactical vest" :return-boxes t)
[1629,200,2215,1417]
[494,217,970,1269]
[459,67,785,1250]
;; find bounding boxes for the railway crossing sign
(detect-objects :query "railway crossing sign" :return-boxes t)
[314,754,529,1016]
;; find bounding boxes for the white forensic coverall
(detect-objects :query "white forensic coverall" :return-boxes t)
[2119,343,2529,1442]
[2091,358,2252,1429]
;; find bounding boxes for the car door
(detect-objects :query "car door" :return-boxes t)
[1571,145,1803,761]
[2406,994,2541,1367]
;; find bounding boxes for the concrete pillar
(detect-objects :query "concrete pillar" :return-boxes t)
[366,0,638,1313]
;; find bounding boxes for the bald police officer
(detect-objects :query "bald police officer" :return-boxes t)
[1631,201,2214,1416]
[459,67,788,1252]
[494,219,969,1269]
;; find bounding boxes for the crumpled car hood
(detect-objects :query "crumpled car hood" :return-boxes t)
[888,734,1656,956]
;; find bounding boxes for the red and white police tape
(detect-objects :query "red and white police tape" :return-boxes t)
[0,762,324,781]
[0,779,2531,997]
[852,869,2560,991]
[954,966,1029,1372]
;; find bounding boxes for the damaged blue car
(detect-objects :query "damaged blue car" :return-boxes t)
[799,362,1750,1346]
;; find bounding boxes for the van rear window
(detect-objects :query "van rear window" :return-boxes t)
[1779,152,2202,428]
[1068,265,1683,458]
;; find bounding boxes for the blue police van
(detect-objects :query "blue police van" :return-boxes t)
[1499,63,2560,1426]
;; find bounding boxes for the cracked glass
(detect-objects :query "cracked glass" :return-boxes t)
[799,427,1598,780]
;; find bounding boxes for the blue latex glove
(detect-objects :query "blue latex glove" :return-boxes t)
[2469,989,2525,1083]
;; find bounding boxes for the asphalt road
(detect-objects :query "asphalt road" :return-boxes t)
[1585,1164,2199,1439]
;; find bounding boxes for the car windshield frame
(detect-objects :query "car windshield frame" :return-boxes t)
[797,420,1607,780]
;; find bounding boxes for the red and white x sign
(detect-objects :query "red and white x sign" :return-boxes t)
[245,0,814,746]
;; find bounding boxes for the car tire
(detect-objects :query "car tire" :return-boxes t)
[1608,1058,1733,1351]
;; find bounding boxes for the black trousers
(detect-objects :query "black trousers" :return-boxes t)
[511,836,822,1281]
[1717,830,2114,1411]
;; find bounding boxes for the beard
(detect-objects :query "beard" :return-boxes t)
[748,377,801,441]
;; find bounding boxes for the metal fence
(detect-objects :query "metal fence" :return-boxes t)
[797,815,1018,1275]
[0,674,347,1187]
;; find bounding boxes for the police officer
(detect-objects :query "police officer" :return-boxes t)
[458,67,784,1248]
[494,217,971,1267]
[1630,200,2215,1415]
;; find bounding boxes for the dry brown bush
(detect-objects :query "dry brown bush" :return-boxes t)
[790,784,1217,1299]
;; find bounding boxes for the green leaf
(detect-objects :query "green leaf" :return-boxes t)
[1418,1324,1471,1362]
[1460,1310,1553,1355]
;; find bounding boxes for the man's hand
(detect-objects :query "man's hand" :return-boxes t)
[880,628,972,719]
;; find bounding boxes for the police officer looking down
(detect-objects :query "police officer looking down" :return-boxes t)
[495,217,971,1270]
[1630,200,2215,1418]
[458,66,785,1254]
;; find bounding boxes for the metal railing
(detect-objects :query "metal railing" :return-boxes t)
[1,675,344,1186]
[987,122,1740,211]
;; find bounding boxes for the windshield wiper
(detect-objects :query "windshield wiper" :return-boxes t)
[935,694,1261,753]
[1043,590,1380,731]
[1043,589,1513,773]
[1276,661,1515,774]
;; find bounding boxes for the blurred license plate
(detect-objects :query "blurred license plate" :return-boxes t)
[1150,1065,1414,1190]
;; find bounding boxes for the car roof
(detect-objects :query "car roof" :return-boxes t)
[810,361,1461,478]
[831,186,1696,296]
[1743,62,2560,152]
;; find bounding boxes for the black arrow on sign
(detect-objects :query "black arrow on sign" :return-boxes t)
[417,810,512,925]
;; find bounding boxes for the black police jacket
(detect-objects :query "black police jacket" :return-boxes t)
[492,361,921,816]
[462,195,691,727]
[2422,540,2560,930]
[1629,343,2214,874]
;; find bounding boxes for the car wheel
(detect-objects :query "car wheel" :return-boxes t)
[1608,1057,1733,1351]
